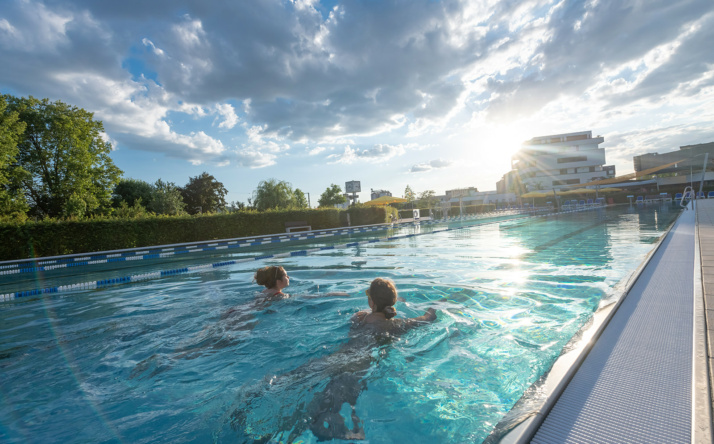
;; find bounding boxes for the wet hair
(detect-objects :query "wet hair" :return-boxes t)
[254,266,286,289]
[368,278,398,319]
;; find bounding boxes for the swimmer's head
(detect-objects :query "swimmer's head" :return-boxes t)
[255,265,287,289]
[367,278,398,319]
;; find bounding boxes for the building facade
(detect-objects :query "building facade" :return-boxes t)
[370,189,392,201]
[509,131,615,191]
[633,142,714,174]
[443,187,515,206]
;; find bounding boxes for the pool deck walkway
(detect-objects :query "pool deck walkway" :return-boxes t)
[700,199,714,424]
[513,200,714,443]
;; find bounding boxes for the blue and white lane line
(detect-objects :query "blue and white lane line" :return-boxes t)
[0,206,597,302]
[0,212,523,275]
[0,225,391,275]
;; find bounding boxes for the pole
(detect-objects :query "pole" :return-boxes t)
[553,188,558,210]
[699,153,709,197]
[307,192,311,208]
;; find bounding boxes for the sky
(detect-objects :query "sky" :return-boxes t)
[1,0,713,206]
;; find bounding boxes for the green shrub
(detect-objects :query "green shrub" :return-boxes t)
[0,206,391,260]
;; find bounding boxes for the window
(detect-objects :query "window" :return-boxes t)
[560,169,568,175]
[552,179,581,186]
[557,156,587,164]
[566,134,588,142]
[589,166,595,172]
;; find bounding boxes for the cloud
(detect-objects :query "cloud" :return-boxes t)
[214,103,239,129]
[231,140,290,168]
[1,0,488,142]
[307,146,328,156]
[409,158,453,173]
[1,0,713,176]
[606,13,714,107]
[141,38,165,57]
[233,149,277,169]
[327,143,415,164]
[482,0,714,121]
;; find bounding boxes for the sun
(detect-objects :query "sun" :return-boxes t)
[471,125,533,170]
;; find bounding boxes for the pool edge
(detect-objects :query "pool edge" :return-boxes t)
[491,205,691,444]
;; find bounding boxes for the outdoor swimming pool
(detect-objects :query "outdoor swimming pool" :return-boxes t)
[0,204,682,443]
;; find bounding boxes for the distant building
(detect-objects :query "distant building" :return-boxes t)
[509,131,615,191]
[444,187,478,201]
[370,189,392,200]
[496,170,520,195]
[443,187,514,206]
[633,142,714,173]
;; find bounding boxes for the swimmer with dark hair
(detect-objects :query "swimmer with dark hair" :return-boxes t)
[132,266,291,378]
[254,265,290,299]
[254,265,349,299]
[306,277,436,441]
[352,277,436,329]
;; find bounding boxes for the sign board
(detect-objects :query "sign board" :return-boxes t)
[345,181,361,193]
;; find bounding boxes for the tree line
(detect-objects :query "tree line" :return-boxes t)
[0,94,349,222]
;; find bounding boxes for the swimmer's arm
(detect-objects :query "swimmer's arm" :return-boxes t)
[409,308,437,323]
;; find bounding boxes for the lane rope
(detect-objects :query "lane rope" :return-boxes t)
[1,206,598,302]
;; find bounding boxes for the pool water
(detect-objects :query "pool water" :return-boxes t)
[0,204,681,443]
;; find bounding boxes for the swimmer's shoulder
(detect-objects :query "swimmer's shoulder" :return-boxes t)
[351,310,370,324]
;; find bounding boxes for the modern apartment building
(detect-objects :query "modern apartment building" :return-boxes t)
[505,131,616,192]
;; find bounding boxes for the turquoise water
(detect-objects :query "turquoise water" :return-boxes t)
[0,205,681,443]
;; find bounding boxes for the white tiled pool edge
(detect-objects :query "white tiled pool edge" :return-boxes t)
[494,201,712,443]
[695,200,714,444]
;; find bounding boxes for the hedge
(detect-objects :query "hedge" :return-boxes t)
[0,206,390,261]
[398,204,496,219]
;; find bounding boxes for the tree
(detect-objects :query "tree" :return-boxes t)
[318,184,347,208]
[227,200,245,212]
[0,96,28,220]
[180,172,228,214]
[112,178,153,208]
[4,95,122,218]
[417,190,438,209]
[149,179,186,215]
[113,199,149,219]
[293,188,309,209]
[252,179,299,211]
[404,185,416,205]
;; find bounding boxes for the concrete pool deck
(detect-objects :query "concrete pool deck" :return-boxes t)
[500,199,714,443]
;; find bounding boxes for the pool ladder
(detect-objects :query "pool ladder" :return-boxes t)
[680,186,695,209]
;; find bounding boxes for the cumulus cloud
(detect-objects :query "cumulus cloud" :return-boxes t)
[482,0,713,121]
[307,146,328,156]
[409,158,453,173]
[327,143,417,164]
[1,0,713,174]
[214,103,239,129]
[230,140,290,168]
[233,149,277,169]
